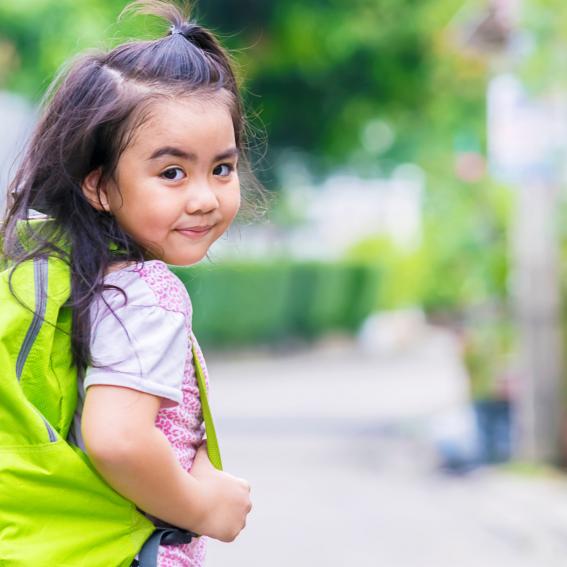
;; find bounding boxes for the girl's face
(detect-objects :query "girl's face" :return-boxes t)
[87,95,241,266]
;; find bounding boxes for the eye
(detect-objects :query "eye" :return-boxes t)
[213,163,235,177]
[160,167,185,181]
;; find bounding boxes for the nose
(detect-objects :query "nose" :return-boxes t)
[185,179,219,215]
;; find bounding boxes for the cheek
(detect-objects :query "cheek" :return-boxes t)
[121,185,170,219]
[223,186,241,221]
[113,192,172,238]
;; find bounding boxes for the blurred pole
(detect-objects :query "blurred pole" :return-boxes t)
[506,0,566,463]
[464,0,565,462]
[513,176,563,462]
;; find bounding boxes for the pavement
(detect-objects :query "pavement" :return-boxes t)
[203,329,567,567]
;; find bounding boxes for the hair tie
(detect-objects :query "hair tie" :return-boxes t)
[169,22,198,40]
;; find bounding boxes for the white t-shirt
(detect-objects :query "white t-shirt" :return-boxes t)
[68,266,189,450]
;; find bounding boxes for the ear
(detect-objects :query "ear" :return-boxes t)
[82,168,111,212]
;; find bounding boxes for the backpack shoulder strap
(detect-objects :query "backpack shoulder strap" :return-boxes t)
[192,341,223,471]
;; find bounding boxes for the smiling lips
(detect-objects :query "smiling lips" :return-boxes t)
[175,225,214,239]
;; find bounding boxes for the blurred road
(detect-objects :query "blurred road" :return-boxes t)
[204,329,567,567]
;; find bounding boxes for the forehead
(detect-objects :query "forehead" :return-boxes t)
[129,93,235,155]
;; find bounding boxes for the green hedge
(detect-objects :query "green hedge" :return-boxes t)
[170,261,380,347]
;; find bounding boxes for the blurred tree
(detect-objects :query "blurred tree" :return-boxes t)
[342,176,512,316]
[0,0,508,313]
[521,0,567,91]
[0,0,487,182]
[0,1,126,96]
[0,0,507,321]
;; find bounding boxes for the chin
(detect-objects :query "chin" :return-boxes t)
[164,251,208,267]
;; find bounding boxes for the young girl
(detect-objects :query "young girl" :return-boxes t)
[2,1,255,565]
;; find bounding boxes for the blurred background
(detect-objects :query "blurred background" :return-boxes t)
[3,0,567,565]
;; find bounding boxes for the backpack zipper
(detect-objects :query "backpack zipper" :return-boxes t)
[15,257,48,380]
[15,256,57,442]
[37,411,58,442]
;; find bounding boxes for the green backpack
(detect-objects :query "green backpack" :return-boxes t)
[0,244,222,565]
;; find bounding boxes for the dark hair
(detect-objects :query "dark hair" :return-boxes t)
[1,0,264,376]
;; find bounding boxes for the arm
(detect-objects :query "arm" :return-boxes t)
[82,384,252,541]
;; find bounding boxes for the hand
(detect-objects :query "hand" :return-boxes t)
[190,442,252,542]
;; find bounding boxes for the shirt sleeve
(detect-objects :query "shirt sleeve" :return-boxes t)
[84,302,188,407]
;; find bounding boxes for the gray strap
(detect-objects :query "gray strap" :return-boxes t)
[137,528,195,567]
[137,530,162,567]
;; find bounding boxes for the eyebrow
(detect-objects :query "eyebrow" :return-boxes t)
[147,146,239,162]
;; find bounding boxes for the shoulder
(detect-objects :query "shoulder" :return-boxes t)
[102,260,191,317]
[134,260,190,314]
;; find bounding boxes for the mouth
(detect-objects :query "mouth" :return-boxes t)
[175,225,214,239]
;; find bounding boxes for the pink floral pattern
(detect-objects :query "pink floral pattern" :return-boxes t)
[136,261,209,566]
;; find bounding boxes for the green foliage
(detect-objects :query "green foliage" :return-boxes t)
[0,0,511,345]
[170,260,380,347]
[346,237,426,310]
[461,314,515,400]
[237,0,488,176]
[0,0,174,96]
[344,263,382,330]
[521,0,567,91]
[285,261,380,337]
[420,177,512,314]
[0,0,487,180]
[171,261,292,345]
[343,176,512,316]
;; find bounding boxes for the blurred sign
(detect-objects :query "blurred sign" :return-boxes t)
[487,74,567,184]
[288,171,424,260]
